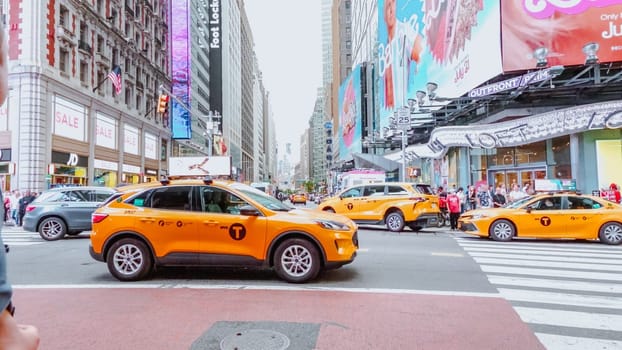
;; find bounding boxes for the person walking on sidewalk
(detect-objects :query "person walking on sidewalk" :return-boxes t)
[447,189,462,230]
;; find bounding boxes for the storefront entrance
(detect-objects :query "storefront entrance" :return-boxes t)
[489,168,546,190]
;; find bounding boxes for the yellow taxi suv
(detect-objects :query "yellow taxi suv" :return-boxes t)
[89,177,358,283]
[318,182,440,232]
[458,192,622,244]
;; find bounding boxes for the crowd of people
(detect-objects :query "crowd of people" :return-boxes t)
[2,191,38,227]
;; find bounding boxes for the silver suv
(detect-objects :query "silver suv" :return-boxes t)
[22,186,115,241]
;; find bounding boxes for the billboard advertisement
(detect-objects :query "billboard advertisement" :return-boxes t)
[377,0,502,131]
[502,1,622,71]
[168,156,231,176]
[339,65,363,160]
[171,0,192,139]
[208,0,223,133]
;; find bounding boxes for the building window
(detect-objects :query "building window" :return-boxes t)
[97,35,105,53]
[59,48,69,74]
[136,93,142,113]
[97,0,104,15]
[124,84,133,106]
[97,70,106,95]
[80,60,89,83]
[59,6,69,28]
[79,21,88,42]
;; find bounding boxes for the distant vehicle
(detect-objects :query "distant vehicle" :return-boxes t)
[291,193,307,205]
[318,182,440,232]
[459,192,622,244]
[250,182,275,196]
[22,186,116,241]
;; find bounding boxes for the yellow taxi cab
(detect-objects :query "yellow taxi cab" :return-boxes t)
[291,192,307,205]
[317,182,440,232]
[89,176,358,283]
[458,192,622,244]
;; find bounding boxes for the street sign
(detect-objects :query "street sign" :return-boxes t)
[397,107,410,130]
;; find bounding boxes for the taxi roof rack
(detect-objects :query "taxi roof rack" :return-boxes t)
[545,190,582,195]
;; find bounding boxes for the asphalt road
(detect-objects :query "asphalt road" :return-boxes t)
[2,215,621,349]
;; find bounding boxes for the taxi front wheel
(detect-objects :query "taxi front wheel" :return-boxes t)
[107,238,153,281]
[274,238,321,283]
[599,222,622,245]
[489,219,515,242]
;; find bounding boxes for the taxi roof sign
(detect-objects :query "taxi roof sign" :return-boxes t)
[168,156,231,177]
[534,179,576,192]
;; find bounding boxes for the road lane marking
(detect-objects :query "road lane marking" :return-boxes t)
[480,265,622,281]
[487,275,622,294]
[469,252,622,265]
[515,307,622,332]
[430,252,465,257]
[473,257,621,272]
[462,247,621,258]
[12,284,501,298]
[498,288,622,310]
[535,333,622,350]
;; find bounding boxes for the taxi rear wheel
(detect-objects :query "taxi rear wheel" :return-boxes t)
[386,211,405,232]
[489,219,515,242]
[274,238,321,283]
[107,238,153,281]
[38,217,67,241]
[599,222,622,245]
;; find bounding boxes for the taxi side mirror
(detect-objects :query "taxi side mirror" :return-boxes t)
[525,207,532,214]
[239,205,260,216]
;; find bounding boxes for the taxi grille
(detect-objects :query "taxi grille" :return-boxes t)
[352,231,359,248]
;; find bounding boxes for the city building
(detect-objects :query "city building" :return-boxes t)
[1,0,171,192]
[309,89,327,184]
[239,2,254,182]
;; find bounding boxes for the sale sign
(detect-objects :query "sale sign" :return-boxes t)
[53,96,86,141]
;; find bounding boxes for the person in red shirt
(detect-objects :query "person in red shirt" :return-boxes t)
[447,190,462,230]
[610,183,621,204]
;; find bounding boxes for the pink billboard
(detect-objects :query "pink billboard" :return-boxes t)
[502,1,622,71]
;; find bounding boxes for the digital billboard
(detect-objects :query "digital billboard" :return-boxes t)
[171,0,191,139]
[377,0,502,131]
[339,65,363,160]
[502,1,622,71]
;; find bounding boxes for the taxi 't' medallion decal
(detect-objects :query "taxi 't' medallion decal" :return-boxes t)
[540,216,551,226]
[229,223,246,240]
[347,203,354,210]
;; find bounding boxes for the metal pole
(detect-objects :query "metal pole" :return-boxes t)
[401,130,407,182]
[207,112,213,156]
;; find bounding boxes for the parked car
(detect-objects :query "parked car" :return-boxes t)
[291,192,307,205]
[458,192,622,244]
[89,177,358,283]
[22,186,116,241]
[318,182,440,232]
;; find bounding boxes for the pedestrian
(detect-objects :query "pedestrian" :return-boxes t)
[0,17,40,347]
[18,191,35,228]
[456,187,466,213]
[2,193,9,223]
[467,185,477,210]
[492,186,507,208]
[477,184,493,209]
[508,183,526,203]
[447,189,461,230]
[8,191,19,225]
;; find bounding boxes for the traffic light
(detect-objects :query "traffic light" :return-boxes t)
[157,94,169,114]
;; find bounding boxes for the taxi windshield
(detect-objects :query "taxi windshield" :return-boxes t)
[506,196,535,209]
[230,183,293,211]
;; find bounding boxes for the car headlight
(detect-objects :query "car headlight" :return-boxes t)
[471,214,489,220]
[315,220,350,231]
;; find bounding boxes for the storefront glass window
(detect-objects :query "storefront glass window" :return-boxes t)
[552,136,571,178]
[515,141,546,164]
[94,169,118,188]
[470,149,488,184]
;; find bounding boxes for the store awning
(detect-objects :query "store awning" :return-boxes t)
[353,153,400,172]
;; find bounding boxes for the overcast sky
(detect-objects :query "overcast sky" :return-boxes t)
[244,0,323,164]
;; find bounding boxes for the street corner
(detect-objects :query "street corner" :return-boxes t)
[11,287,544,350]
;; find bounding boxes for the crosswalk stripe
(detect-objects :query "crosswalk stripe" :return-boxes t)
[480,265,622,281]
[487,275,622,294]
[498,288,622,310]
[455,237,622,251]
[514,307,622,332]
[469,251,622,265]
[3,242,42,246]
[473,257,621,272]
[534,333,622,350]
[462,246,620,258]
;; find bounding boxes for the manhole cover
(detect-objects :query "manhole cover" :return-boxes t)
[220,329,290,350]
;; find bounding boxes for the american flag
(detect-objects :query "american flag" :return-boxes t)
[107,65,122,95]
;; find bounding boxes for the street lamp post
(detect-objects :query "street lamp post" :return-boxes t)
[400,130,407,182]
[396,106,410,182]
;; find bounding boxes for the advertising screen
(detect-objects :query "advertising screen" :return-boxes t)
[171,0,192,139]
[377,0,502,131]
[339,65,363,160]
[502,1,622,71]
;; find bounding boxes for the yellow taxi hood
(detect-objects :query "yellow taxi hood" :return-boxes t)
[277,208,355,226]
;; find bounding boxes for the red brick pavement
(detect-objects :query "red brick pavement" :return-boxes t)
[12,288,544,349]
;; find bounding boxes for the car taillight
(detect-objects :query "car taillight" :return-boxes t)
[92,213,109,224]
[25,205,36,212]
